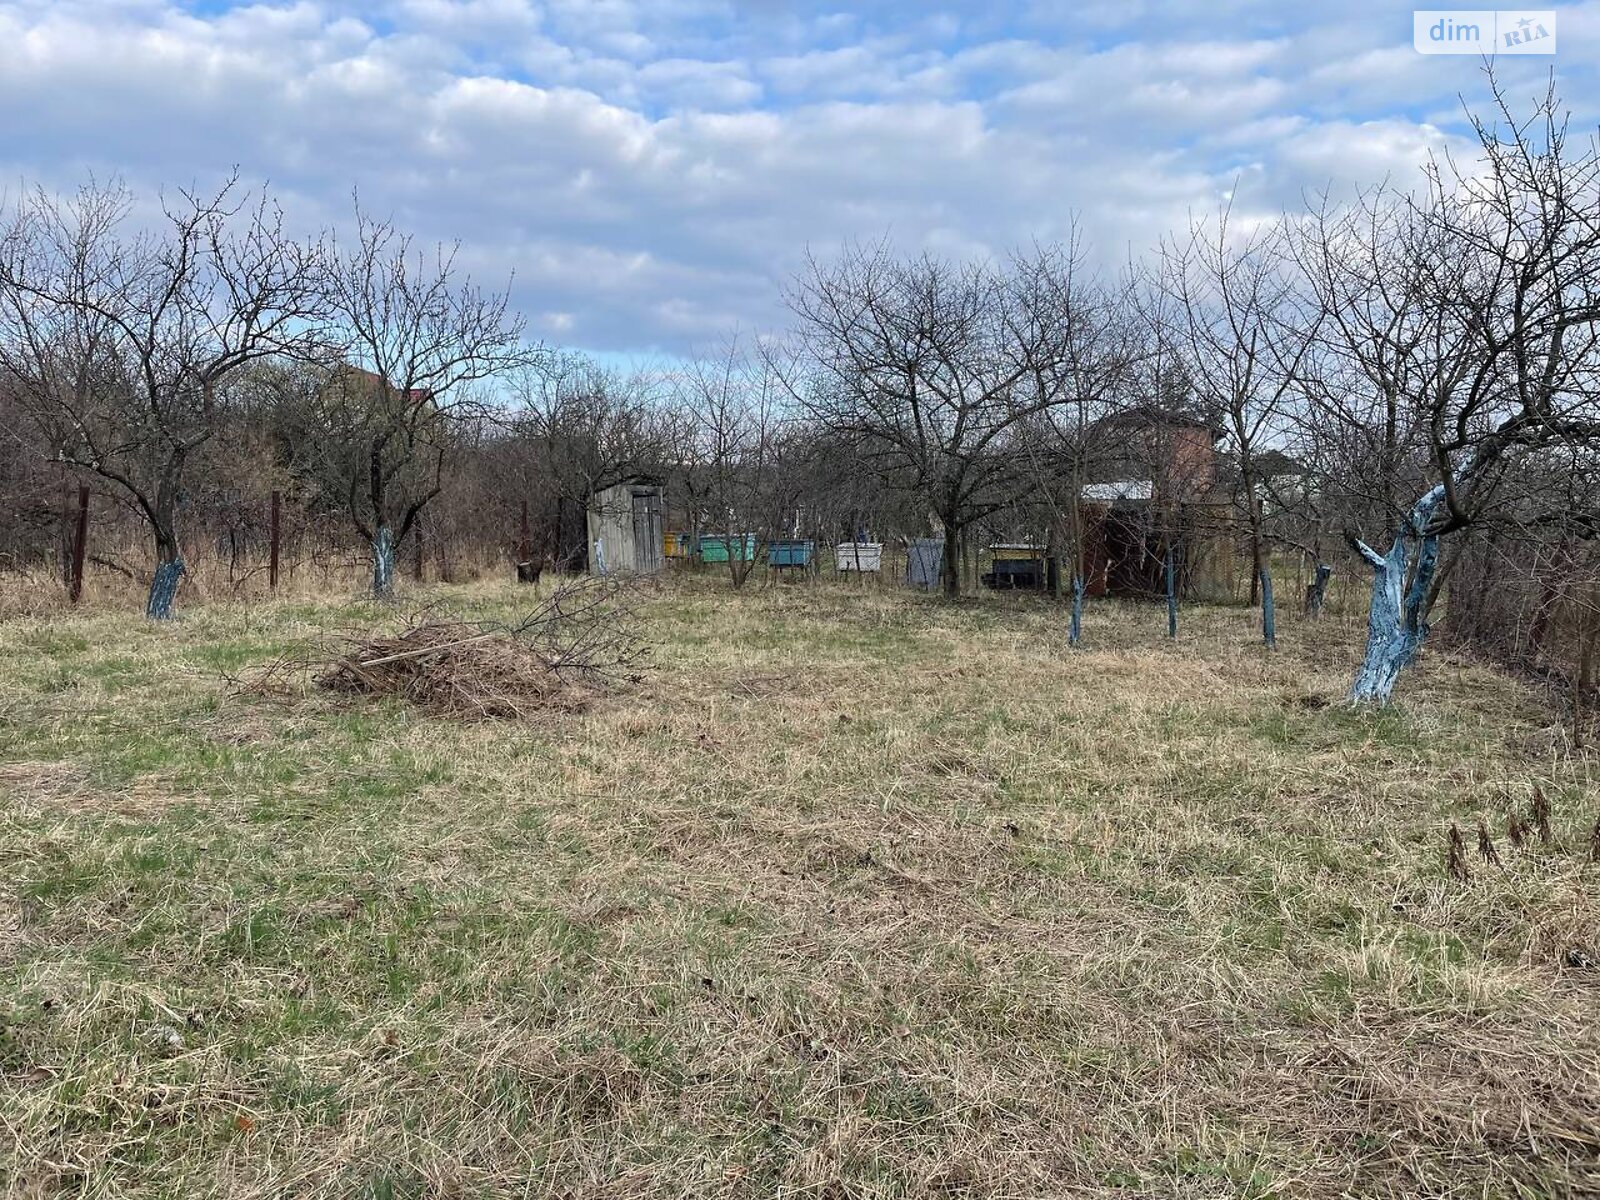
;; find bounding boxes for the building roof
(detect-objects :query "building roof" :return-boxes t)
[591,474,664,496]
[1255,449,1310,478]
[1082,480,1154,503]
[1087,407,1227,441]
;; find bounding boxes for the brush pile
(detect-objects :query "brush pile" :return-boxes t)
[318,621,578,719]
[239,578,646,720]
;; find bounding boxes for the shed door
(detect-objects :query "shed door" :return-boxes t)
[631,491,663,574]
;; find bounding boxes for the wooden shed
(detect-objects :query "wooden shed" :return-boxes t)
[587,478,665,576]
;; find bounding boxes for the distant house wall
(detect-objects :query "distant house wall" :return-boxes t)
[1163,425,1218,500]
[1077,415,1228,598]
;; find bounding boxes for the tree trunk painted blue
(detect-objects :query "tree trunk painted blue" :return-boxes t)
[1069,573,1085,646]
[372,526,396,599]
[146,558,184,620]
[1351,483,1448,704]
[1165,544,1178,639]
[1260,567,1276,647]
[1350,532,1440,703]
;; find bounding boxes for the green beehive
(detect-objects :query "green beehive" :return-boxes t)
[700,534,755,563]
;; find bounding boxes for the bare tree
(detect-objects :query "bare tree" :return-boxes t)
[1007,237,1140,641]
[675,338,802,588]
[1155,206,1318,647]
[1299,80,1600,701]
[785,244,1056,598]
[501,353,664,571]
[0,177,324,616]
[314,203,535,598]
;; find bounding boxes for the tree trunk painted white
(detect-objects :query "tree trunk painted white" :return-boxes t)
[146,481,185,620]
[372,526,396,599]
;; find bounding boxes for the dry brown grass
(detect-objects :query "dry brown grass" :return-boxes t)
[0,545,507,620]
[0,575,1597,1198]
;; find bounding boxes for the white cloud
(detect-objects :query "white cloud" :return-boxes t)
[1273,119,1460,192]
[636,57,762,109]
[0,0,1582,354]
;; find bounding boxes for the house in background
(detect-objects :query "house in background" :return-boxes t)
[587,476,665,575]
[1077,410,1229,598]
[1251,449,1314,514]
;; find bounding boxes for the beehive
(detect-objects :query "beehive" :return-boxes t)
[834,542,883,572]
[699,534,756,563]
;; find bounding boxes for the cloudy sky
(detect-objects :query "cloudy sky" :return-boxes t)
[2,1,1596,359]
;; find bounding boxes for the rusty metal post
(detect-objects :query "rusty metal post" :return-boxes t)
[69,485,89,604]
[269,489,281,590]
[60,475,73,588]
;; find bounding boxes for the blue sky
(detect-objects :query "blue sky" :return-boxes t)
[2,1,1596,358]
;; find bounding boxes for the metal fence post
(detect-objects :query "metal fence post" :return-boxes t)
[269,489,281,590]
[69,486,89,604]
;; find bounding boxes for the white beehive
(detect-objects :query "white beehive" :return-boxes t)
[834,542,883,572]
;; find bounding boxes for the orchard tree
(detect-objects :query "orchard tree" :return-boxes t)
[1155,206,1317,647]
[316,204,535,598]
[1007,236,1140,642]
[675,338,803,588]
[1299,81,1600,701]
[785,244,1060,598]
[0,177,324,617]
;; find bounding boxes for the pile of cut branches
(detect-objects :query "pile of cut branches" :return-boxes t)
[240,578,647,720]
[317,620,575,719]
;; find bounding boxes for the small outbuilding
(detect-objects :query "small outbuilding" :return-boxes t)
[1077,410,1228,598]
[587,478,665,576]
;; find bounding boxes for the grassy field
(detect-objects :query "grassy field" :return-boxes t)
[1,577,1597,1198]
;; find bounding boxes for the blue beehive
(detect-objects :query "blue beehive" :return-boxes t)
[767,539,814,568]
[906,538,945,589]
